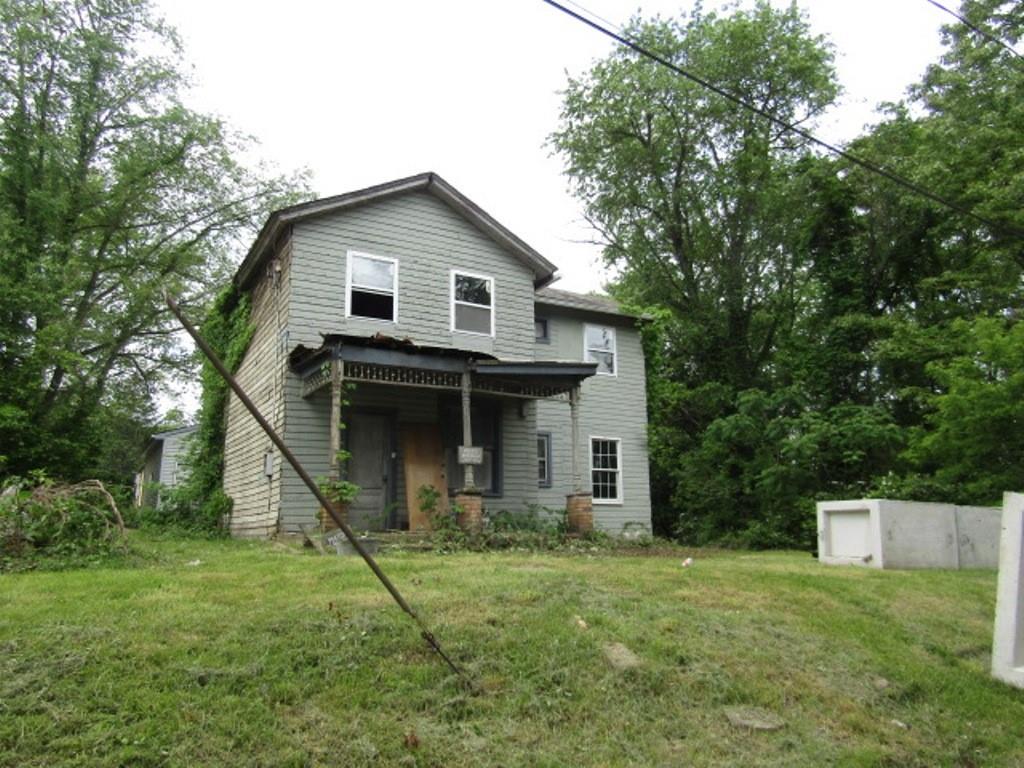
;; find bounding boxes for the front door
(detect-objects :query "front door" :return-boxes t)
[345,412,394,531]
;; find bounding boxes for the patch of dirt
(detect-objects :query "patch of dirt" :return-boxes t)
[725,706,785,731]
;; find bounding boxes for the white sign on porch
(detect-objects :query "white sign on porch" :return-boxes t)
[457,446,483,465]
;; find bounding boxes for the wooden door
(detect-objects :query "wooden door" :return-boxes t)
[346,412,393,531]
[401,423,447,531]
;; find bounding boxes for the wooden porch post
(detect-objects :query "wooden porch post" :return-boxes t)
[322,357,346,531]
[456,368,483,532]
[460,369,475,490]
[567,384,593,534]
[329,358,344,481]
[570,385,582,493]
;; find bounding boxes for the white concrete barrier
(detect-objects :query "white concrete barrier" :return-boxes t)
[816,499,1001,570]
[992,492,1024,688]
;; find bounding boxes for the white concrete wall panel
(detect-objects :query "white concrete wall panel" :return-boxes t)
[818,499,1000,570]
[992,492,1024,688]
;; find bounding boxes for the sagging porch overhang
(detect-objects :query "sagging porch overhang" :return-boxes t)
[289,334,598,400]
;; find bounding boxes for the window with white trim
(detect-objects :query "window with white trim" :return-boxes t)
[590,437,622,503]
[584,324,616,375]
[537,432,552,487]
[451,271,494,336]
[347,251,398,322]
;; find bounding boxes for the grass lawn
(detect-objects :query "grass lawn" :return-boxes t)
[2,533,1023,767]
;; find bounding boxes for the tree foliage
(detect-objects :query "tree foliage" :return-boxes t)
[0,0,306,484]
[555,0,1024,547]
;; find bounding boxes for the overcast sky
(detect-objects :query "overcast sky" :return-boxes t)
[153,0,949,296]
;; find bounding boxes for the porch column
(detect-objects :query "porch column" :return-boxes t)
[460,369,475,490]
[570,385,581,493]
[455,369,483,532]
[329,358,344,480]
[322,358,345,530]
[567,384,593,534]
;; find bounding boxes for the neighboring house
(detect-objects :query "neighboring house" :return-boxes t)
[222,172,651,537]
[135,425,197,507]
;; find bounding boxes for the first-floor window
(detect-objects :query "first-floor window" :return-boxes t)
[537,432,552,487]
[590,437,622,503]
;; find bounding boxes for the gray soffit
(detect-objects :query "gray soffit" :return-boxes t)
[235,172,559,290]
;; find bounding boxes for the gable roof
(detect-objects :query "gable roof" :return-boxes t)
[535,286,641,322]
[235,172,559,290]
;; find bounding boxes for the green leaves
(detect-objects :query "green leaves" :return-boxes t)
[558,2,1024,545]
[0,0,308,482]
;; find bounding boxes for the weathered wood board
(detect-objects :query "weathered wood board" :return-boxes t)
[401,423,447,531]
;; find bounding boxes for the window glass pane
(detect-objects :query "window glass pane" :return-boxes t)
[352,255,394,291]
[591,439,619,500]
[585,325,614,351]
[350,290,394,321]
[455,274,491,306]
[535,319,548,340]
[455,303,491,334]
[537,435,550,485]
[586,350,615,375]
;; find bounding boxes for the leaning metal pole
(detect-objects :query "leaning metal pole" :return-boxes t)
[164,291,465,681]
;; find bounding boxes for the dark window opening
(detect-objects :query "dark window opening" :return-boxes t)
[535,318,549,343]
[350,290,394,321]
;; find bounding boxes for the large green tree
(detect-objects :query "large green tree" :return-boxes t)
[551,2,841,543]
[0,0,306,482]
[554,0,1023,546]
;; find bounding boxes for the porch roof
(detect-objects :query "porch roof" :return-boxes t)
[290,334,597,400]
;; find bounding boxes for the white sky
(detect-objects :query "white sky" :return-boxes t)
[151,0,949,416]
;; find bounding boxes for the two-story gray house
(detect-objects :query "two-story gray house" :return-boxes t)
[221,173,651,537]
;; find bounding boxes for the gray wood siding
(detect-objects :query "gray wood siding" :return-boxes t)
[222,240,291,538]
[158,431,194,489]
[535,311,652,533]
[487,398,539,516]
[288,192,536,360]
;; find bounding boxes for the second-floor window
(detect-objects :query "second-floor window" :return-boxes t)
[451,270,494,336]
[584,324,616,375]
[347,251,398,322]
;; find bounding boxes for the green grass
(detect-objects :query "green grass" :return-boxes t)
[2,533,1022,767]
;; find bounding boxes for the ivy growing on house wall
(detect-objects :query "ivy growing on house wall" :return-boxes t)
[158,285,255,532]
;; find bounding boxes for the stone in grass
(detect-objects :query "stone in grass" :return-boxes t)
[603,642,642,671]
[725,706,785,732]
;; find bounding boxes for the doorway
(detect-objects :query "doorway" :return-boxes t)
[345,411,396,531]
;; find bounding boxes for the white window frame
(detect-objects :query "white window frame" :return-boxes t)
[346,250,399,323]
[450,269,495,337]
[583,324,617,377]
[589,435,623,504]
[537,432,552,488]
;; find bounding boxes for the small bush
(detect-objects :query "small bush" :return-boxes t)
[137,487,232,537]
[1,476,129,570]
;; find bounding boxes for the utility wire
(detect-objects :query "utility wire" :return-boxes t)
[925,0,1024,61]
[543,0,1024,241]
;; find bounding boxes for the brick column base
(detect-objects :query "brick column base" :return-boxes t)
[319,502,348,532]
[566,493,594,534]
[455,491,483,533]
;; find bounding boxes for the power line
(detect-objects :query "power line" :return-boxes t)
[542,0,1024,241]
[924,0,1024,61]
